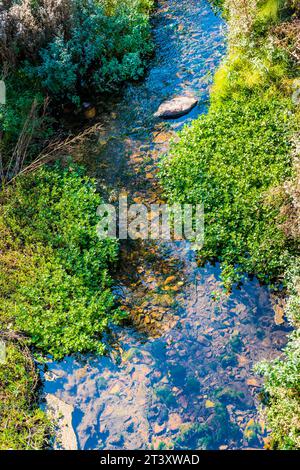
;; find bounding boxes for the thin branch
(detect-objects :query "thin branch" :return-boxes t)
[8,122,104,183]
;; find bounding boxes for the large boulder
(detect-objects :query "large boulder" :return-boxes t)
[154,96,198,119]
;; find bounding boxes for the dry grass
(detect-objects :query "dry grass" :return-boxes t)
[273,19,300,64]
[281,134,300,240]
[0,0,73,66]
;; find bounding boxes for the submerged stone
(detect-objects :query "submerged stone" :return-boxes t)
[154,96,198,119]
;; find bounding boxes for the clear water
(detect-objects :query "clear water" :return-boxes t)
[43,0,289,450]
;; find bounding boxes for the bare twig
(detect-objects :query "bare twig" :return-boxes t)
[273,19,300,65]
[8,122,103,184]
[0,330,38,391]
[6,99,39,180]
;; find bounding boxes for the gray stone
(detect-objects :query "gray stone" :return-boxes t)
[154,96,198,119]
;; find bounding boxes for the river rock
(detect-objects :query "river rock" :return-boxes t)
[154,96,198,119]
[82,102,96,119]
[168,413,183,431]
[46,394,78,450]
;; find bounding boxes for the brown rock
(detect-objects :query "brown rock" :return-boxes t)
[247,378,260,387]
[168,413,182,431]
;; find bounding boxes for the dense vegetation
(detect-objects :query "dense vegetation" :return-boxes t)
[0,0,153,450]
[161,0,300,449]
[1,0,299,452]
[0,163,126,448]
[0,0,153,181]
[256,260,300,449]
[24,0,154,104]
[0,164,123,359]
[160,94,294,288]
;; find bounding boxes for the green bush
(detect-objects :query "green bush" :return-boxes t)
[209,0,225,9]
[0,163,125,359]
[0,70,52,153]
[256,260,300,449]
[25,0,154,104]
[160,92,294,288]
[256,330,300,449]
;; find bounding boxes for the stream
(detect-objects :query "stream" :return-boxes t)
[43,0,290,450]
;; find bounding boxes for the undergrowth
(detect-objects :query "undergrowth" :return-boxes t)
[0,336,51,450]
[0,163,124,360]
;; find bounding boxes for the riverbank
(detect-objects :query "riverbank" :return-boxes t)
[0,0,153,450]
[160,0,300,449]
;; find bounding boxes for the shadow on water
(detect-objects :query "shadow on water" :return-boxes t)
[43,0,289,450]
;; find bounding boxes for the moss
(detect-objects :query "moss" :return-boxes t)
[174,402,241,450]
[244,419,262,445]
[155,385,178,407]
[229,333,244,353]
[0,337,50,450]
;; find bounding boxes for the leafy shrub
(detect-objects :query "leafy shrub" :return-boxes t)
[0,163,125,359]
[209,0,225,9]
[256,258,300,450]
[0,70,52,155]
[24,0,154,104]
[256,331,300,447]
[160,92,294,288]
[0,1,154,177]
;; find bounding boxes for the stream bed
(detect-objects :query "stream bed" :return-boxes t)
[44,0,289,450]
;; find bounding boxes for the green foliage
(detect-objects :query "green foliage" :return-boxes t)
[211,45,290,105]
[256,332,300,449]
[25,0,154,104]
[0,163,125,359]
[209,0,225,10]
[160,92,294,288]
[155,385,177,407]
[256,0,281,23]
[256,260,300,449]
[0,70,53,157]
[285,259,300,328]
[0,340,50,450]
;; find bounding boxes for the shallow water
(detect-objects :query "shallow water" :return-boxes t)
[44,0,289,450]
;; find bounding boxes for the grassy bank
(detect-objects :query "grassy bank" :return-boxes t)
[0,0,153,450]
[160,0,300,449]
[0,162,126,448]
[0,334,51,450]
